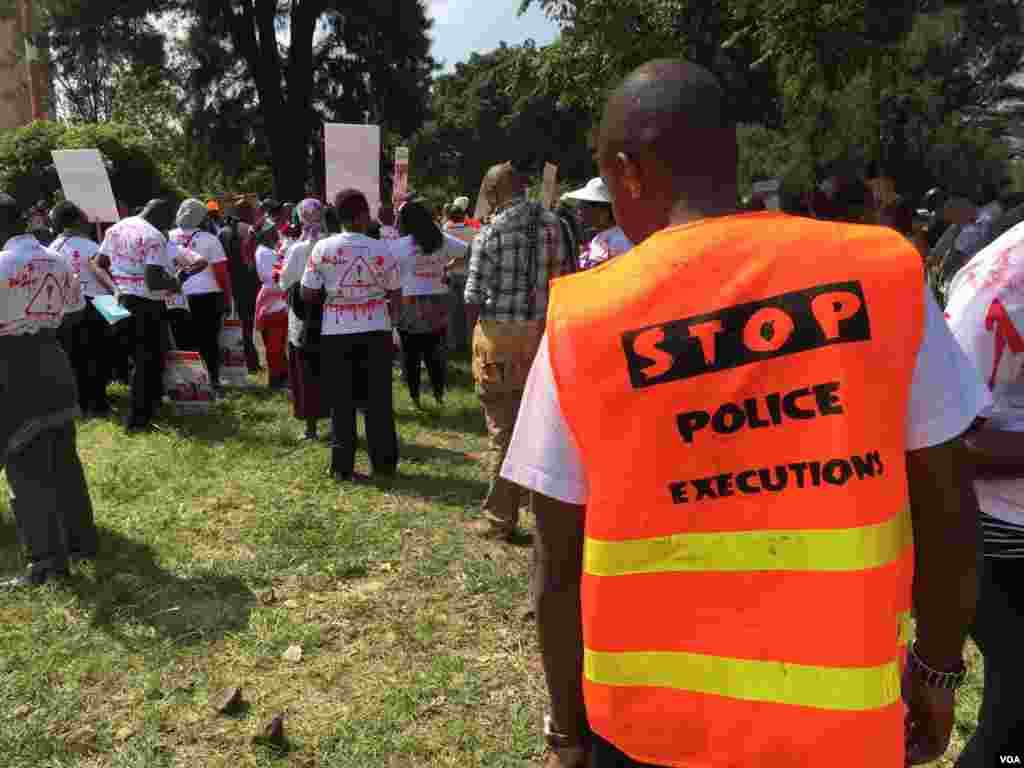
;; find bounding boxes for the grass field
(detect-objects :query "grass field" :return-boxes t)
[0,361,983,767]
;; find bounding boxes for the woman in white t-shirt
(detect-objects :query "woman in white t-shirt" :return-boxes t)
[301,189,401,482]
[945,224,1024,766]
[279,199,331,440]
[170,199,232,388]
[253,220,289,388]
[393,200,466,408]
[50,202,115,417]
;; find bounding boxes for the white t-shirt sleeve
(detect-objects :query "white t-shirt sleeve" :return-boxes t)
[501,333,589,505]
[300,242,324,290]
[277,241,306,290]
[906,288,992,450]
[256,245,276,286]
[202,232,227,265]
[145,233,170,269]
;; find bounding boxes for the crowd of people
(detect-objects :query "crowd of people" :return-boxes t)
[1,56,1022,768]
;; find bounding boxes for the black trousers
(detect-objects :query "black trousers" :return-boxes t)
[232,266,260,370]
[78,302,113,411]
[323,331,398,477]
[57,309,85,407]
[399,330,446,401]
[955,555,1024,767]
[166,307,194,352]
[186,292,225,386]
[120,296,166,428]
[6,422,97,569]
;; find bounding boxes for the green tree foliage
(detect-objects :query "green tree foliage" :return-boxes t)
[27,0,174,122]
[0,121,180,211]
[178,0,435,201]
[520,0,1021,201]
[410,42,597,205]
[519,0,781,126]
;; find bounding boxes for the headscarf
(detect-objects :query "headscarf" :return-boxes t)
[297,198,323,241]
[254,217,278,247]
[176,198,209,230]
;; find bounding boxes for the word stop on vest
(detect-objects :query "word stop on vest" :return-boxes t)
[619,281,881,506]
[621,281,869,390]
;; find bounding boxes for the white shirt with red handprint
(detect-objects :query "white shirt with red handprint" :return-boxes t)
[947,223,1024,526]
[98,215,172,300]
[0,235,74,336]
[51,234,105,310]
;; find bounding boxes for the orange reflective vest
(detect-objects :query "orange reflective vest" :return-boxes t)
[547,212,923,768]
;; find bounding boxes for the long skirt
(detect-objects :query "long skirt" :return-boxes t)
[261,310,289,382]
[288,342,328,420]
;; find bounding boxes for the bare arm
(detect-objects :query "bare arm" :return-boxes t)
[145,264,182,293]
[533,493,589,746]
[905,436,979,670]
[964,427,1024,475]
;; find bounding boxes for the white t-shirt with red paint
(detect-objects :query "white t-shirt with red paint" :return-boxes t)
[99,216,172,300]
[946,222,1024,527]
[0,235,75,336]
[301,231,400,335]
[50,234,106,309]
[392,235,465,297]
[169,228,228,296]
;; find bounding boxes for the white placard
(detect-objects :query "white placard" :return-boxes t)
[473,179,491,223]
[325,124,380,218]
[51,149,120,223]
[541,163,559,209]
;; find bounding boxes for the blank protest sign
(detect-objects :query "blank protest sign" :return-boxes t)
[325,124,380,218]
[52,149,120,223]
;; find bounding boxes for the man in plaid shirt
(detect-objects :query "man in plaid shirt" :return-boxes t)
[465,160,567,540]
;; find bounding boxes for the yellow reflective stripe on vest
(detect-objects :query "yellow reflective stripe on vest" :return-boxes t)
[584,507,911,576]
[585,649,901,711]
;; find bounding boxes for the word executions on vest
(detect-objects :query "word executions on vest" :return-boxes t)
[621,281,870,389]
[669,451,885,505]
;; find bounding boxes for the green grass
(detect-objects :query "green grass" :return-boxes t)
[0,361,982,767]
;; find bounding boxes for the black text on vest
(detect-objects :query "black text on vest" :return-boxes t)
[621,282,871,389]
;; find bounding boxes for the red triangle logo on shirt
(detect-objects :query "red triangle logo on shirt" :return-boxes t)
[336,246,383,291]
[25,273,64,317]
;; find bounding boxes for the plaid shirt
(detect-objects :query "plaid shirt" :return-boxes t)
[464,196,565,323]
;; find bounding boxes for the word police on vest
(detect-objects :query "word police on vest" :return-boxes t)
[676,382,844,444]
[621,281,871,388]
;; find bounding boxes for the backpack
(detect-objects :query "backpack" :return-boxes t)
[218,219,243,269]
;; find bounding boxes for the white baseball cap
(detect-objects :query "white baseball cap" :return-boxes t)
[561,177,611,204]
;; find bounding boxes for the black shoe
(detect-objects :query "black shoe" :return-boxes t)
[69,550,97,563]
[0,562,70,589]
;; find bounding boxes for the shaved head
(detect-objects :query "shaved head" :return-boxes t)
[482,161,527,212]
[598,59,738,243]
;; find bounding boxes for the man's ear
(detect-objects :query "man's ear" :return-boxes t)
[618,152,643,200]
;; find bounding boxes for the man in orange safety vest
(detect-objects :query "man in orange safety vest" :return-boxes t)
[501,59,988,768]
